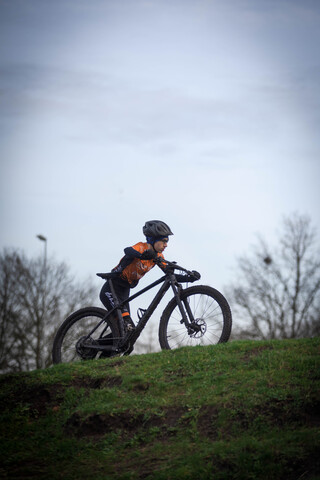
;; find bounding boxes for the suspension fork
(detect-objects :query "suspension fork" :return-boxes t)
[182,296,196,324]
[169,274,193,326]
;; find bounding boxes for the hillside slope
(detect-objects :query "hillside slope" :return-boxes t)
[0,338,319,480]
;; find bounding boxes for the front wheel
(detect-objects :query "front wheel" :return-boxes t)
[52,307,121,364]
[159,285,232,350]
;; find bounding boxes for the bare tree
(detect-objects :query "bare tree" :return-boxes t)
[0,249,97,372]
[227,213,320,340]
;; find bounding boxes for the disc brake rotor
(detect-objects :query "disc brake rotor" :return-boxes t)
[76,336,98,360]
[188,318,207,338]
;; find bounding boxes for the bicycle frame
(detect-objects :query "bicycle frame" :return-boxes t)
[83,269,194,354]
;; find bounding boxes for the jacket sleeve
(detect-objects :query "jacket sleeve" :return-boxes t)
[124,247,142,259]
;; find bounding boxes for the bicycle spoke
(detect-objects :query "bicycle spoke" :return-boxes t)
[160,287,232,350]
[53,307,120,364]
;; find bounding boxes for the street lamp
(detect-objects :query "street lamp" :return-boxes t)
[36,234,47,271]
[36,234,47,319]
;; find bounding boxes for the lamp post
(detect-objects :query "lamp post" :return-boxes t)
[36,234,47,327]
[36,234,47,271]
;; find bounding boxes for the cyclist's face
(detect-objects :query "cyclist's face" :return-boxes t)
[154,238,168,253]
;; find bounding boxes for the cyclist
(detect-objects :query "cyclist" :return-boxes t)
[99,220,173,331]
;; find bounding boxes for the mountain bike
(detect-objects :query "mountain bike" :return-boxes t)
[52,259,232,364]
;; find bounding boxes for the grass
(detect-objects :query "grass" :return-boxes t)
[0,338,319,479]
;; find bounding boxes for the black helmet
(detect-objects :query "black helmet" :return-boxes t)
[143,220,173,237]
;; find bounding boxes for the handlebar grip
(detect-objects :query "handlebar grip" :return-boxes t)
[153,259,198,277]
[154,257,167,266]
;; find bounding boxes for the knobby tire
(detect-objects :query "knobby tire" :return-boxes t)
[52,307,120,364]
[159,285,232,350]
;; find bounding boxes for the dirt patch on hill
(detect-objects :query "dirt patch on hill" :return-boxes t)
[69,375,122,389]
[0,375,123,417]
[0,380,65,417]
[65,406,188,440]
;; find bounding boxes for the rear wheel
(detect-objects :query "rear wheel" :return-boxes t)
[52,307,121,364]
[159,286,232,350]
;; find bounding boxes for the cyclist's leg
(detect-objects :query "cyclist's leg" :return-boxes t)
[100,279,135,330]
[100,281,116,310]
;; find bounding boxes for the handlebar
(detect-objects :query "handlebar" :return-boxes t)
[153,257,186,271]
[154,257,200,279]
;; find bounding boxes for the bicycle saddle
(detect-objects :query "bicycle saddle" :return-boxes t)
[96,272,118,280]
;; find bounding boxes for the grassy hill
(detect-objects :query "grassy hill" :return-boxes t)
[0,338,319,480]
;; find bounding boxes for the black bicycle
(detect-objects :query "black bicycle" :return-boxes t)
[52,259,232,364]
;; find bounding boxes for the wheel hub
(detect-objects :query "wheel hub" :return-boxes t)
[188,318,207,338]
[76,336,98,360]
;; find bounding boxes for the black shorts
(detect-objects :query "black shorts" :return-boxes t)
[99,276,131,314]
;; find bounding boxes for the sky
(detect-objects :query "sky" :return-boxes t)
[1,0,320,304]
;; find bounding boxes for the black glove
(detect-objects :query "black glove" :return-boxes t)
[141,249,157,260]
[188,270,201,282]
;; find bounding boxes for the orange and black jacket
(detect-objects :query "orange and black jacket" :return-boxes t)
[112,242,165,288]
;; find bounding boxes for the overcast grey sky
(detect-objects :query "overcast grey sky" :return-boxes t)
[1,0,319,297]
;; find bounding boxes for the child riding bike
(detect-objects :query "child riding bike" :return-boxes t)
[52,221,231,364]
[99,220,199,331]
